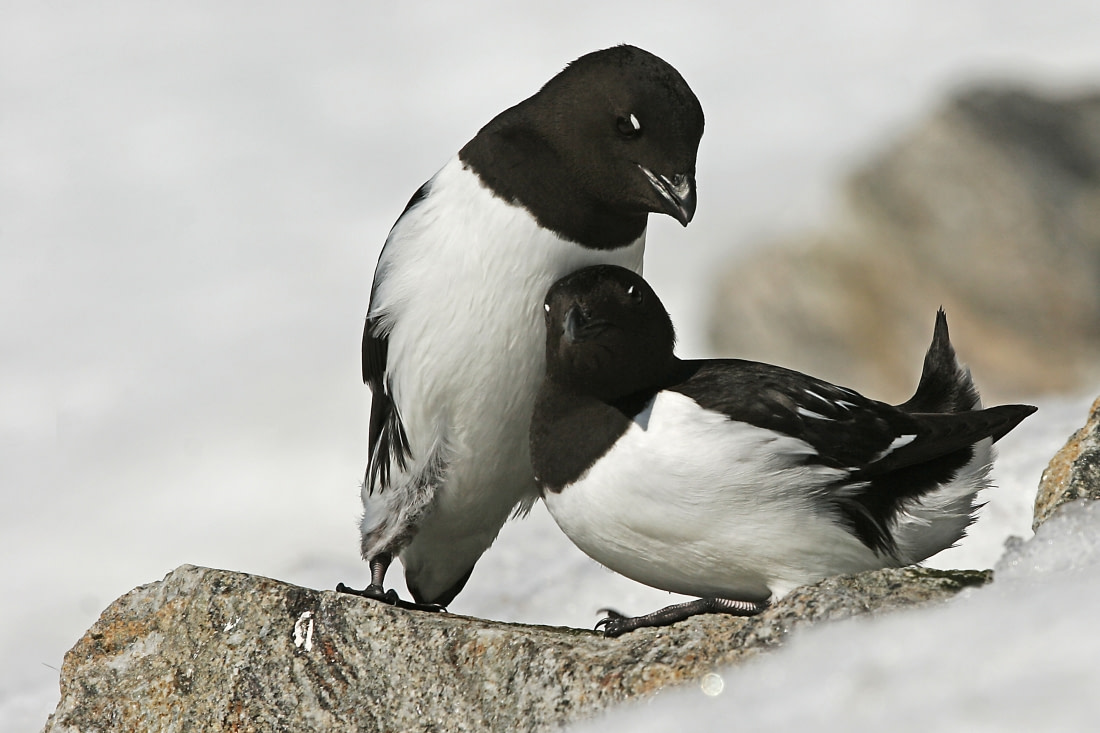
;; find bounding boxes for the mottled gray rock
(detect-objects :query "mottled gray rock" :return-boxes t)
[1034,395,1100,530]
[41,564,988,732]
[710,85,1100,403]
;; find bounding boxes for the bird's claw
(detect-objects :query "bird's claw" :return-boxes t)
[595,608,631,637]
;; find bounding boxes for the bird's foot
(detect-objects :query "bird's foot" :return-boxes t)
[335,582,446,613]
[336,582,398,604]
[595,597,768,638]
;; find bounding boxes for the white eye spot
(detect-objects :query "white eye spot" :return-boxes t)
[617,113,643,137]
[543,303,550,313]
[626,285,635,296]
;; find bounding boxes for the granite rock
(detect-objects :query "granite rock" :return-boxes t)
[709,85,1100,403]
[41,564,989,732]
[1034,395,1100,530]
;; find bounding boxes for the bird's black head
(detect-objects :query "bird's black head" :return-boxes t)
[543,265,677,400]
[461,45,704,249]
[538,46,704,226]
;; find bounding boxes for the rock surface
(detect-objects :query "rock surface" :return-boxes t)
[1034,395,1100,529]
[709,85,1100,403]
[41,564,988,733]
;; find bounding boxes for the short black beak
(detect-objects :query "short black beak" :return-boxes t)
[564,305,609,343]
[564,306,586,343]
[638,165,696,226]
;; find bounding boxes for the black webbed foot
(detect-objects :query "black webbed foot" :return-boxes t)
[335,582,398,604]
[335,582,447,612]
[595,597,769,638]
[335,552,447,612]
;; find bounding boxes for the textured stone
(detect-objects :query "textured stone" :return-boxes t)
[41,564,989,732]
[709,85,1100,404]
[1034,395,1100,530]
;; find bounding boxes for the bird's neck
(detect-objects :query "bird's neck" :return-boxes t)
[531,380,639,493]
[459,122,648,250]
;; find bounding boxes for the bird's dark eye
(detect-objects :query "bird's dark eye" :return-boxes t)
[616,113,642,138]
[625,283,644,304]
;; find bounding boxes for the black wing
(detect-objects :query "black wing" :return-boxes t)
[670,359,916,470]
[670,359,1035,554]
[362,181,432,493]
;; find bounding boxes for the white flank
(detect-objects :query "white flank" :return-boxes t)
[892,438,995,563]
[544,391,886,601]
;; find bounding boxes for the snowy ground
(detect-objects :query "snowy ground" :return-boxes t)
[4,2,1100,729]
[575,497,1100,732]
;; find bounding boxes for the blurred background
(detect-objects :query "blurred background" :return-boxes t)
[4,1,1100,727]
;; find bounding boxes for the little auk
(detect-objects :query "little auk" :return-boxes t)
[531,265,1036,636]
[338,46,704,608]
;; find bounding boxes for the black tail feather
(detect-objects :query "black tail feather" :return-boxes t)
[898,309,982,414]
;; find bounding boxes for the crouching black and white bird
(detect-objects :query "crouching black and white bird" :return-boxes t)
[337,46,704,609]
[530,265,1036,636]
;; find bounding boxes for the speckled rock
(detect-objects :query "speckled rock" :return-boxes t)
[1034,395,1100,530]
[709,85,1100,404]
[41,564,989,732]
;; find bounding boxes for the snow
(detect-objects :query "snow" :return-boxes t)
[3,2,1100,729]
[574,499,1100,732]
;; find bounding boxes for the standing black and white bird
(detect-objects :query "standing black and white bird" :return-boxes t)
[531,265,1036,636]
[337,47,704,609]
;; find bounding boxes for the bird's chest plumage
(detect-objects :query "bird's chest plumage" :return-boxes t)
[371,157,646,513]
[543,391,878,599]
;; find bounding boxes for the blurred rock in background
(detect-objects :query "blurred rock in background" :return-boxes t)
[709,85,1100,404]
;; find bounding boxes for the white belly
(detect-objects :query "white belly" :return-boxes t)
[544,391,886,601]
[363,156,646,597]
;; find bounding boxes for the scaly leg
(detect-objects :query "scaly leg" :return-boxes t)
[596,597,768,637]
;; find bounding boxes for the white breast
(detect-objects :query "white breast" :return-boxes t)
[543,391,886,601]
[363,156,645,583]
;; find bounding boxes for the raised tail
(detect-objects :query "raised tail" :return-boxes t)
[898,308,982,414]
[888,309,1036,562]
